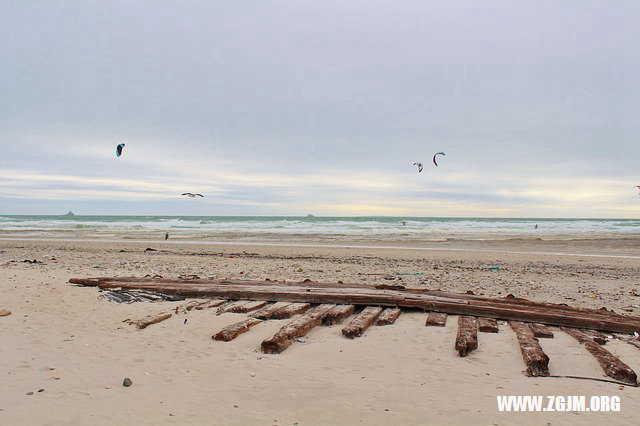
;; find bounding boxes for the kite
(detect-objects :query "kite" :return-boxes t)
[181,193,204,198]
[413,162,423,173]
[116,143,125,157]
[432,152,445,167]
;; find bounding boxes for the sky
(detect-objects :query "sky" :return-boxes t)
[1,0,639,217]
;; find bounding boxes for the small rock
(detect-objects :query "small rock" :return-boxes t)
[123,378,132,387]
[38,389,44,392]
[234,404,239,408]
[26,392,33,395]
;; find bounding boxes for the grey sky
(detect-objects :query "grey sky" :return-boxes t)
[1,1,639,216]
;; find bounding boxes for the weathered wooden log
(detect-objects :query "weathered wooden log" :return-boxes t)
[229,300,268,313]
[0,309,11,317]
[376,307,401,325]
[199,299,226,309]
[425,312,447,327]
[213,318,262,341]
[261,304,336,354]
[455,316,478,357]
[529,323,554,338]
[563,328,637,385]
[322,305,355,326]
[271,303,311,319]
[250,302,291,319]
[134,312,172,330]
[69,277,640,333]
[581,329,609,345]
[217,301,250,315]
[509,321,550,377]
[478,317,499,333]
[342,307,383,339]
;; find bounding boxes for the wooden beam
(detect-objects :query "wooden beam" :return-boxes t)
[581,329,609,345]
[201,299,226,309]
[376,308,401,326]
[478,317,499,333]
[322,305,354,326]
[563,328,637,385]
[69,277,640,333]
[425,312,447,327]
[271,303,311,319]
[217,301,250,315]
[250,302,291,319]
[342,307,383,338]
[213,318,262,341]
[455,316,478,357]
[261,304,336,354]
[229,300,268,313]
[529,323,554,339]
[509,321,550,377]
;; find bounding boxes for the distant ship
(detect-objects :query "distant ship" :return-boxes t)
[64,211,75,216]
[307,214,315,218]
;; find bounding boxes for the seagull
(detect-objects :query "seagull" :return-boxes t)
[181,193,204,198]
[413,162,423,173]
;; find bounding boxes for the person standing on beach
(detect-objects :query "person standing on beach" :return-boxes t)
[165,232,169,240]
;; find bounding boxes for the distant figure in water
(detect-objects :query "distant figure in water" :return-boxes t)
[165,232,169,240]
[534,224,538,230]
[401,221,407,226]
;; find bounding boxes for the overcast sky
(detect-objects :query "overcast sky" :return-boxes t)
[1,1,639,217]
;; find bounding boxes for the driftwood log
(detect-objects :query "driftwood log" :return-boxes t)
[250,302,290,319]
[478,317,499,333]
[376,308,401,325]
[133,312,172,330]
[455,316,478,357]
[199,299,226,309]
[529,323,554,339]
[261,304,336,354]
[342,307,383,339]
[217,301,250,314]
[213,318,262,341]
[581,329,609,345]
[322,305,355,326]
[563,328,637,385]
[426,312,448,327]
[271,303,311,319]
[70,277,640,333]
[509,321,550,377]
[229,300,269,313]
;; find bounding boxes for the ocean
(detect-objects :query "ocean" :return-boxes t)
[0,215,638,241]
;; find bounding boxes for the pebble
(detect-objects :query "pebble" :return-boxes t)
[123,378,132,387]
[26,392,33,395]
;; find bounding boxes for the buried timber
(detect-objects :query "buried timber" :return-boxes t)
[71,276,640,385]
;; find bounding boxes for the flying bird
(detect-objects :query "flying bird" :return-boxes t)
[115,143,126,157]
[413,162,423,173]
[432,151,445,167]
[181,193,204,198]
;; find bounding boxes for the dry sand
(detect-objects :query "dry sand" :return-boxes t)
[1,238,640,425]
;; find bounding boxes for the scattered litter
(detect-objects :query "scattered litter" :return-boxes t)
[93,265,105,269]
[295,337,306,343]
[383,275,399,281]
[122,378,132,387]
[98,289,184,304]
[184,319,188,325]
[144,247,157,252]
[589,294,598,299]
[394,272,424,276]
[23,259,43,264]
[489,266,500,271]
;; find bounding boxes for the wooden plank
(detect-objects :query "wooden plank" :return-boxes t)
[217,301,250,315]
[69,277,640,333]
[250,302,291,319]
[271,303,311,319]
[261,304,336,354]
[426,312,447,327]
[509,321,550,377]
[478,317,499,333]
[200,299,226,309]
[229,300,268,313]
[563,328,637,385]
[133,312,172,330]
[376,307,401,325]
[455,316,478,357]
[529,323,554,339]
[322,305,355,326]
[213,318,262,341]
[342,307,383,339]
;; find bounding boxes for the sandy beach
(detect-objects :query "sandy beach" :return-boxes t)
[2,237,640,425]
